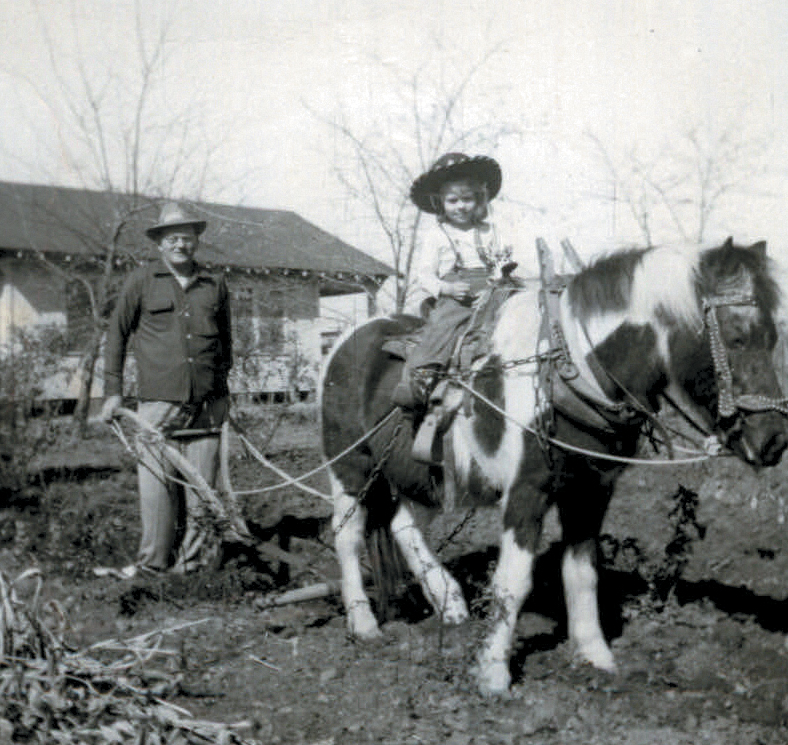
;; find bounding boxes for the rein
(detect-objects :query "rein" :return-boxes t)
[453,377,718,466]
[227,409,401,498]
[104,407,402,502]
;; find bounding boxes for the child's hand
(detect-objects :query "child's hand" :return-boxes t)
[442,280,472,301]
[494,244,514,264]
[491,245,516,280]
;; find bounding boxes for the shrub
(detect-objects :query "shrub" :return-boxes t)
[0,325,71,502]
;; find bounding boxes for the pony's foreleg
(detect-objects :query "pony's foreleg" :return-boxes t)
[331,475,381,640]
[475,528,535,696]
[390,502,469,625]
[562,538,615,671]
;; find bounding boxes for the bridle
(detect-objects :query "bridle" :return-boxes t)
[702,292,788,421]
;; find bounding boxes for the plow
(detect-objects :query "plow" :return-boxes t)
[94,407,345,607]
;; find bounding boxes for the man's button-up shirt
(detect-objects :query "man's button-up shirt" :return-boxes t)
[104,259,233,404]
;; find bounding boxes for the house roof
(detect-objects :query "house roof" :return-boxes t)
[0,181,394,291]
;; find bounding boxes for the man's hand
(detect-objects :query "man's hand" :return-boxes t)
[99,394,123,423]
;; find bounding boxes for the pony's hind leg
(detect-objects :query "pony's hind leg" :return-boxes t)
[562,538,615,671]
[330,473,381,640]
[390,501,469,625]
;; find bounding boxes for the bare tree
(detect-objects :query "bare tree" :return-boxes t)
[587,121,775,246]
[9,0,223,425]
[311,46,522,313]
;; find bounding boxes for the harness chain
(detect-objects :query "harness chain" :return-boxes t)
[534,247,565,462]
[333,413,405,535]
[226,410,398,498]
[436,506,478,554]
[533,353,553,460]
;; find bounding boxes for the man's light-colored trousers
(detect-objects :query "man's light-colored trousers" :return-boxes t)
[135,398,229,572]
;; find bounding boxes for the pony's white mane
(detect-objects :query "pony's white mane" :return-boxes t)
[628,244,702,330]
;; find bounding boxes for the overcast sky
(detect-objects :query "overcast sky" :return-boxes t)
[2,0,787,295]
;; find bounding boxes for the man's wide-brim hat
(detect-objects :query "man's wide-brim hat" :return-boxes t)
[410,153,502,214]
[146,202,207,240]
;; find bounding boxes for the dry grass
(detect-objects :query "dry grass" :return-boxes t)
[0,568,255,744]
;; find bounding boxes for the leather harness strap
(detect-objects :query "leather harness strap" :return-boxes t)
[535,238,641,437]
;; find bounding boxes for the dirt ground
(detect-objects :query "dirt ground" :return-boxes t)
[3,403,788,744]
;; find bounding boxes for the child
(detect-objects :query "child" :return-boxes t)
[392,152,515,411]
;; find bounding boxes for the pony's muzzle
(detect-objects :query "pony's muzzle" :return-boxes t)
[726,411,788,466]
[757,427,788,466]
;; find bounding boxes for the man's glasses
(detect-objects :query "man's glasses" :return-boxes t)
[161,234,196,247]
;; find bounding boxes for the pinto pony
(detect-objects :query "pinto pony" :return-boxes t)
[319,238,788,695]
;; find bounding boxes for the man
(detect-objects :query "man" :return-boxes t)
[100,202,233,576]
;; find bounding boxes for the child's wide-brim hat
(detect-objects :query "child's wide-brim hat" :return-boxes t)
[410,153,502,214]
[146,202,207,240]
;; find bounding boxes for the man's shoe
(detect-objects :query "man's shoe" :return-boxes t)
[135,564,166,578]
[92,563,162,580]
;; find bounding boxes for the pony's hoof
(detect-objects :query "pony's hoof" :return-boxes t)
[473,659,512,697]
[349,623,384,643]
[440,600,470,626]
[577,639,616,672]
[347,606,383,642]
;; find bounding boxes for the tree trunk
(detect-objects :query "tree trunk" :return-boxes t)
[74,328,104,430]
[395,277,407,314]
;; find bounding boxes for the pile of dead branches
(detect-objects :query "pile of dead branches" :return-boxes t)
[0,568,253,744]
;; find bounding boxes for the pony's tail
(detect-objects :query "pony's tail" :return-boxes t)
[362,409,428,623]
[365,521,407,624]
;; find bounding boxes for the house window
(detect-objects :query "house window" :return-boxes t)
[231,284,286,356]
[257,316,285,354]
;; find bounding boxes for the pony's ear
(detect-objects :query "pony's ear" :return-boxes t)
[723,236,734,249]
[749,240,767,258]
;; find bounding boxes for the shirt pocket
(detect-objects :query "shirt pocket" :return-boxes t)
[148,299,175,314]
[144,298,176,333]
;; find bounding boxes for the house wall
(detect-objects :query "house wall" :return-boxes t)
[0,258,67,345]
[0,256,103,400]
